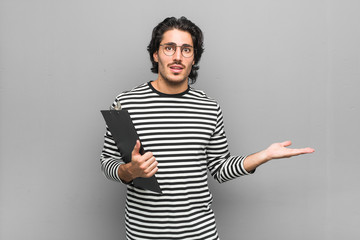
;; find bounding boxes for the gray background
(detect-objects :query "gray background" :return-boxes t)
[1,0,359,239]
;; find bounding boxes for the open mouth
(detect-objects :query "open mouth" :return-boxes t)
[169,65,184,73]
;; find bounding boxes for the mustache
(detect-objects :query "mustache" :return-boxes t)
[167,61,185,68]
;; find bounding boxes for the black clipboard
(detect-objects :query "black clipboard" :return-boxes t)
[101,109,162,194]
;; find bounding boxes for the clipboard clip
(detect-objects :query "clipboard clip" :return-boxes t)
[110,101,122,111]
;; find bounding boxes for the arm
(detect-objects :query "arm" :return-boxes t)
[100,127,158,183]
[100,126,124,182]
[117,140,158,183]
[243,140,315,172]
[100,98,158,183]
[206,105,314,182]
[207,105,253,183]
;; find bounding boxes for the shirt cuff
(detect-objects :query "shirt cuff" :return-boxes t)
[116,164,133,185]
[240,156,256,175]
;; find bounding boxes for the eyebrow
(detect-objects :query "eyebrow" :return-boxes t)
[162,42,193,47]
[162,42,176,45]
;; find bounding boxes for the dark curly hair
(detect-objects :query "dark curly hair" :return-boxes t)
[147,17,204,84]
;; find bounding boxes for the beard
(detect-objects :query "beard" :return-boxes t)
[158,71,189,86]
[157,60,191,86]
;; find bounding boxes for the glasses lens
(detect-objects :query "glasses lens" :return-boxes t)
[181,46,193,58]
[161,44,194,58]
[162,44,175,56]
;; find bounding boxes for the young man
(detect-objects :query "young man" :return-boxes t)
[100,17,314,240]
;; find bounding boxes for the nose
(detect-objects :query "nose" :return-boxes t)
[172,46,183,61]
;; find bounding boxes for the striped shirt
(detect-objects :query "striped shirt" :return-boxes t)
[100,82,252,239]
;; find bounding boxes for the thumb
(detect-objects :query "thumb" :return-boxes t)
[131,140,141,157]
[281,140,292,148]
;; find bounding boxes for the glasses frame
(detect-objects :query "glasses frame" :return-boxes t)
[159,44,194,58]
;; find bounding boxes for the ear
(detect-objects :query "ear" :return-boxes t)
[153,51,159,63]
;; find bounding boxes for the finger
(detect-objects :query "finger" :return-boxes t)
[142,151,154,160]
[297,147,315,153]
[140,157,158,176]
[142,156,157,169]
[145,159,158,173]
[131,140,141,156]
[281,140,292,148]
[144,166,158,178]
[287,147,315,157]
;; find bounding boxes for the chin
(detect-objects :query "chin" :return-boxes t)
[168,78,188,85]
[163,74,188,84]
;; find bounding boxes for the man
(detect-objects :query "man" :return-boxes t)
[100,16,314,240]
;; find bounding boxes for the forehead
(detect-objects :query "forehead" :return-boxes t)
[161,29,193,46]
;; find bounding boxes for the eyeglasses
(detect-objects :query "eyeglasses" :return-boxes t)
[159,44,194,58]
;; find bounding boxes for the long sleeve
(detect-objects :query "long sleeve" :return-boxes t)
[100,99,127,182]
[206,104,253,183]
[99,126,126,182]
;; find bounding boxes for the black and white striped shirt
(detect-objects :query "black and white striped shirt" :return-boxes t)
[100,82,252,239]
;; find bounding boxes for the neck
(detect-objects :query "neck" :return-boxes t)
[152,77,189,95]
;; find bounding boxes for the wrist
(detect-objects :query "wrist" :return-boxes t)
[244,150,268,172]
[260,149,271,163]
[118,163,135,183]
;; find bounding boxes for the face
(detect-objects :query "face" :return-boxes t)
[153,29,195,86]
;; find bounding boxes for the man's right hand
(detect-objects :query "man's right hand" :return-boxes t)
[117,140,158,183]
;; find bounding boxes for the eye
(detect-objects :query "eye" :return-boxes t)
[164,45,175,51]
[182,47,192,53]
